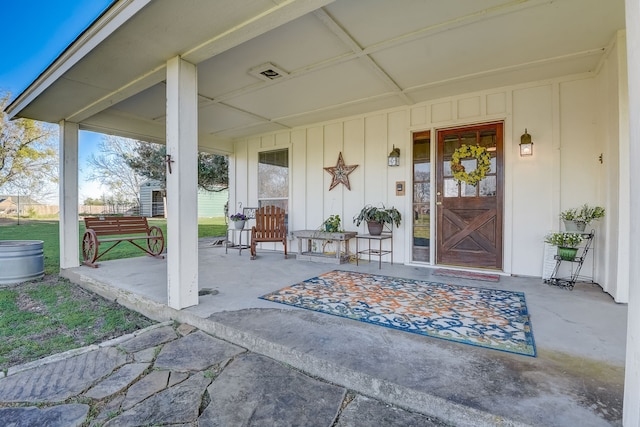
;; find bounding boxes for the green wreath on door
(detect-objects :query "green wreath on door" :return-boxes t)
[450,144,492,186]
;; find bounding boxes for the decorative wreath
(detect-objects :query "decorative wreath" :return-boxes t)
[450,144,492,186]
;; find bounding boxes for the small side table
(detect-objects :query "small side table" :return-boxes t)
[226,227,251,255]
[356,233,393,269]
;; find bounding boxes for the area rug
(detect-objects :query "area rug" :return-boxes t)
[260,270,536,357]
[433,269,500,282]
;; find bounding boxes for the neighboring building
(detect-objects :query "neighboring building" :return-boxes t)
[0,195,43,215]
[139,181,165,217]
[139,180,228,218]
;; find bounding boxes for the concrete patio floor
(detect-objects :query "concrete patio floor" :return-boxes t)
[61,238,628,426]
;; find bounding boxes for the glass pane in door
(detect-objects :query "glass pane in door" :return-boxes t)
[413,131,430,262]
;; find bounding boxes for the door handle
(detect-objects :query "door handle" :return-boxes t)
[436,202,442,205]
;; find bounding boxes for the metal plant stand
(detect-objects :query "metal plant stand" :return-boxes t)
[544,230,595,290]
[226,228,251,255]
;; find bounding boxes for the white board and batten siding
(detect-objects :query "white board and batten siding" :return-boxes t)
[231,63,628,302]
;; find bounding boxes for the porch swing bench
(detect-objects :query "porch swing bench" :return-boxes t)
[82,216,165,268]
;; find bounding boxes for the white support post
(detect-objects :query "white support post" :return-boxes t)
[165,56,199,309]
[59,121,80,270]
[625,0,640,425]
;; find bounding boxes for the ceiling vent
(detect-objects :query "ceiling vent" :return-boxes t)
[249,62,289,81]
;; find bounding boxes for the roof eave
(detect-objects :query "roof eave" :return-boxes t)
[4,0,150,121]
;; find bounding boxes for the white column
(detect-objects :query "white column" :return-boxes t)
[165,56,199,309]
[624,0,640,425]
[59,121,80,270]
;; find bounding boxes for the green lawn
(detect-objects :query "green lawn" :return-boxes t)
[0,217,228,274]
[0,277,156,370]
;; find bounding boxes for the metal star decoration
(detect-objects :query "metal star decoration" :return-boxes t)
[324,152,358,191]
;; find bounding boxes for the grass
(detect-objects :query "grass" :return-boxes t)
[0,276,156,371]
[0,216,228,274]
[0,216,228,371]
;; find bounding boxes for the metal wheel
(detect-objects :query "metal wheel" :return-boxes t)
[82,230,98,264]
[147,226,164,256]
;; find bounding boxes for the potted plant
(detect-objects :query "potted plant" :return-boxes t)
[560,204,605,232]
[577,204,605,225]
[545,232,583,261]
[353,204,402,235]
[322,214,342,232]
[229,212,248,229]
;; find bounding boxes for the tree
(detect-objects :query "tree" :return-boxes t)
[197,152,228,191]
[124,142,166,190]
[85,136,146,204]
[87,137,228,206]
[0,92,58,200]
[125,142,228,192]
[83,197,104,206]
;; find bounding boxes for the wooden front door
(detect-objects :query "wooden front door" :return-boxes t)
[436,122,503,269]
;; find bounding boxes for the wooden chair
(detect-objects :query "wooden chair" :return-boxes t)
[250,206,288,260]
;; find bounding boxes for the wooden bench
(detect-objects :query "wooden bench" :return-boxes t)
[82,216,165,268]
[250,206,288,260]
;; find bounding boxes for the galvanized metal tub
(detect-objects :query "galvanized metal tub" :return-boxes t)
[0,240,45,285]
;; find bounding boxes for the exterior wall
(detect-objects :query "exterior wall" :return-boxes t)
[139,182,156,217]
[197,188,228,217]
[140,180,227,218]
[596,30,630,303]
[624,0,639,422]
[231,72,618,292]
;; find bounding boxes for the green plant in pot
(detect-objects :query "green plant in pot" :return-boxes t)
[229,212,248,229]
[545,232,583,261]
[577,204,605,225]
[322,214,342,232]
[560,204,605,232]
[353,204,402,236]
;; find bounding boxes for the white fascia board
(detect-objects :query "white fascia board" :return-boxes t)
[5,0,152,119]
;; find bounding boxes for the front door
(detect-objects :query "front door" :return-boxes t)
[436,122,503,269]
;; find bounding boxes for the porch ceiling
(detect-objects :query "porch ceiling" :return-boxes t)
[7,0,625,149]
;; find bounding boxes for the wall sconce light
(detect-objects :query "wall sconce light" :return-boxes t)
[519,129,533,157]
[388,145,400,166]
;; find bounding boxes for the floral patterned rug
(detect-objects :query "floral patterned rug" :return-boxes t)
[260,270,536,357]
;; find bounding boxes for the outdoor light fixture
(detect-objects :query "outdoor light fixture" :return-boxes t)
[388,145,400,166]
[519,129,533,157]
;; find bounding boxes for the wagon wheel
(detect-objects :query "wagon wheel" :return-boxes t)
[82,230,99,264]
[147,226,164,256]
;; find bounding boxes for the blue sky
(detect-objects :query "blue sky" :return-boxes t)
[0,0,115,201]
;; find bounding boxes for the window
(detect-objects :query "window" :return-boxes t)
[258,149,289,212]
[412,131,430,263]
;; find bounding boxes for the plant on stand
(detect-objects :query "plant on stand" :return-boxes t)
[577,204,605,226]
[316,214,343,253]
[230,212,248,229]
[545,232,583,261]
[560,204,605,232]
[353,204,402,236]
[322,214,342,233]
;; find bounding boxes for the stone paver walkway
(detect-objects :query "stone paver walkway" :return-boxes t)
[0,322,446,426]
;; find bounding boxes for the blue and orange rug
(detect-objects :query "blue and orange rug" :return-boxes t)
[260,270,536,357]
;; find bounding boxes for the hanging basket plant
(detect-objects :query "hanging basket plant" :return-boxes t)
[450,144,492,186]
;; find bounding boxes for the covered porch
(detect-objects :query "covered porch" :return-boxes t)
[5,0,639,421]
[61,243,627,426]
